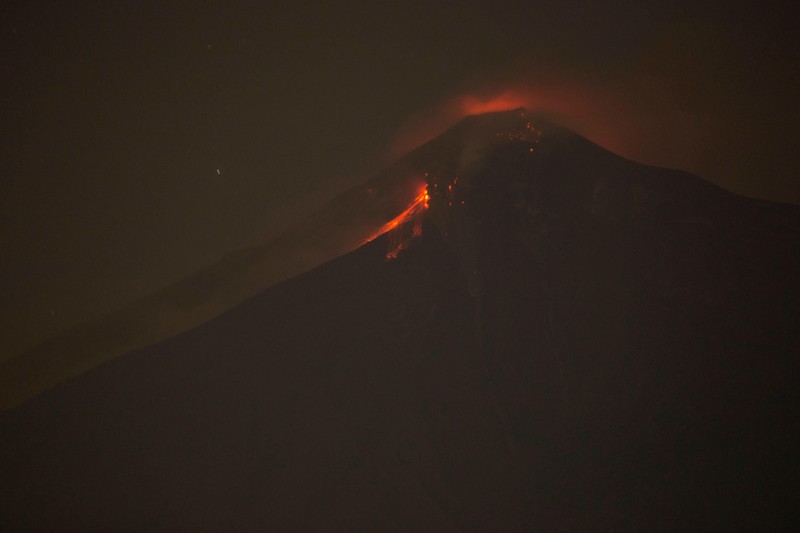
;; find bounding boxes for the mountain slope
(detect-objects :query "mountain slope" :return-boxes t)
[1,110,798,529]
[0,127,427,410]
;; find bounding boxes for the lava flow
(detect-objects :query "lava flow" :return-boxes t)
[365,185,429,260]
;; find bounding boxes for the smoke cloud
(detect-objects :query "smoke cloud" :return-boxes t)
[388,22,799,204]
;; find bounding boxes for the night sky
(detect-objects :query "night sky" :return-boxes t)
[2,1,798,360]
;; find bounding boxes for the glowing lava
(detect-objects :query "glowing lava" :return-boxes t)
[459,93,529,115]
[365,184,429,260]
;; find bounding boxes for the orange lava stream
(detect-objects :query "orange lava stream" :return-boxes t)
[363,186,429,253]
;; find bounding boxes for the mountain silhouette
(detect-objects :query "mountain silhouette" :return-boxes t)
[2,109,798,530]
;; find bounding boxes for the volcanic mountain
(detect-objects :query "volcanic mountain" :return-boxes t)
[1,109,798,530]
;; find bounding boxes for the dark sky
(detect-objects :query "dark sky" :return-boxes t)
[2,1,798,360]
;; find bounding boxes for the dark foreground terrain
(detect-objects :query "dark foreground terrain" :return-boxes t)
[2,111,798,530]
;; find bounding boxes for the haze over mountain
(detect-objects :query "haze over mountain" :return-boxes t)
[1,110,798,529]
[4,2,798,366]
[0,128,427,411]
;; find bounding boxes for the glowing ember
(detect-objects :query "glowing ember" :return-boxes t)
[364,184,430,260]
[368,113,542,260]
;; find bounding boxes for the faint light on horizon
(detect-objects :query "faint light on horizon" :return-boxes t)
[460,93,529,115]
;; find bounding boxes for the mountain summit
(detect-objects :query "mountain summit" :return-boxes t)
[2,109,798,529]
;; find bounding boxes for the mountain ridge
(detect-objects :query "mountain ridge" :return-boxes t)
[3,109,798,412]
[2,107,798,528]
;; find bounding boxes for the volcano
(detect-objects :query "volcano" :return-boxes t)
[1,110,798,530]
